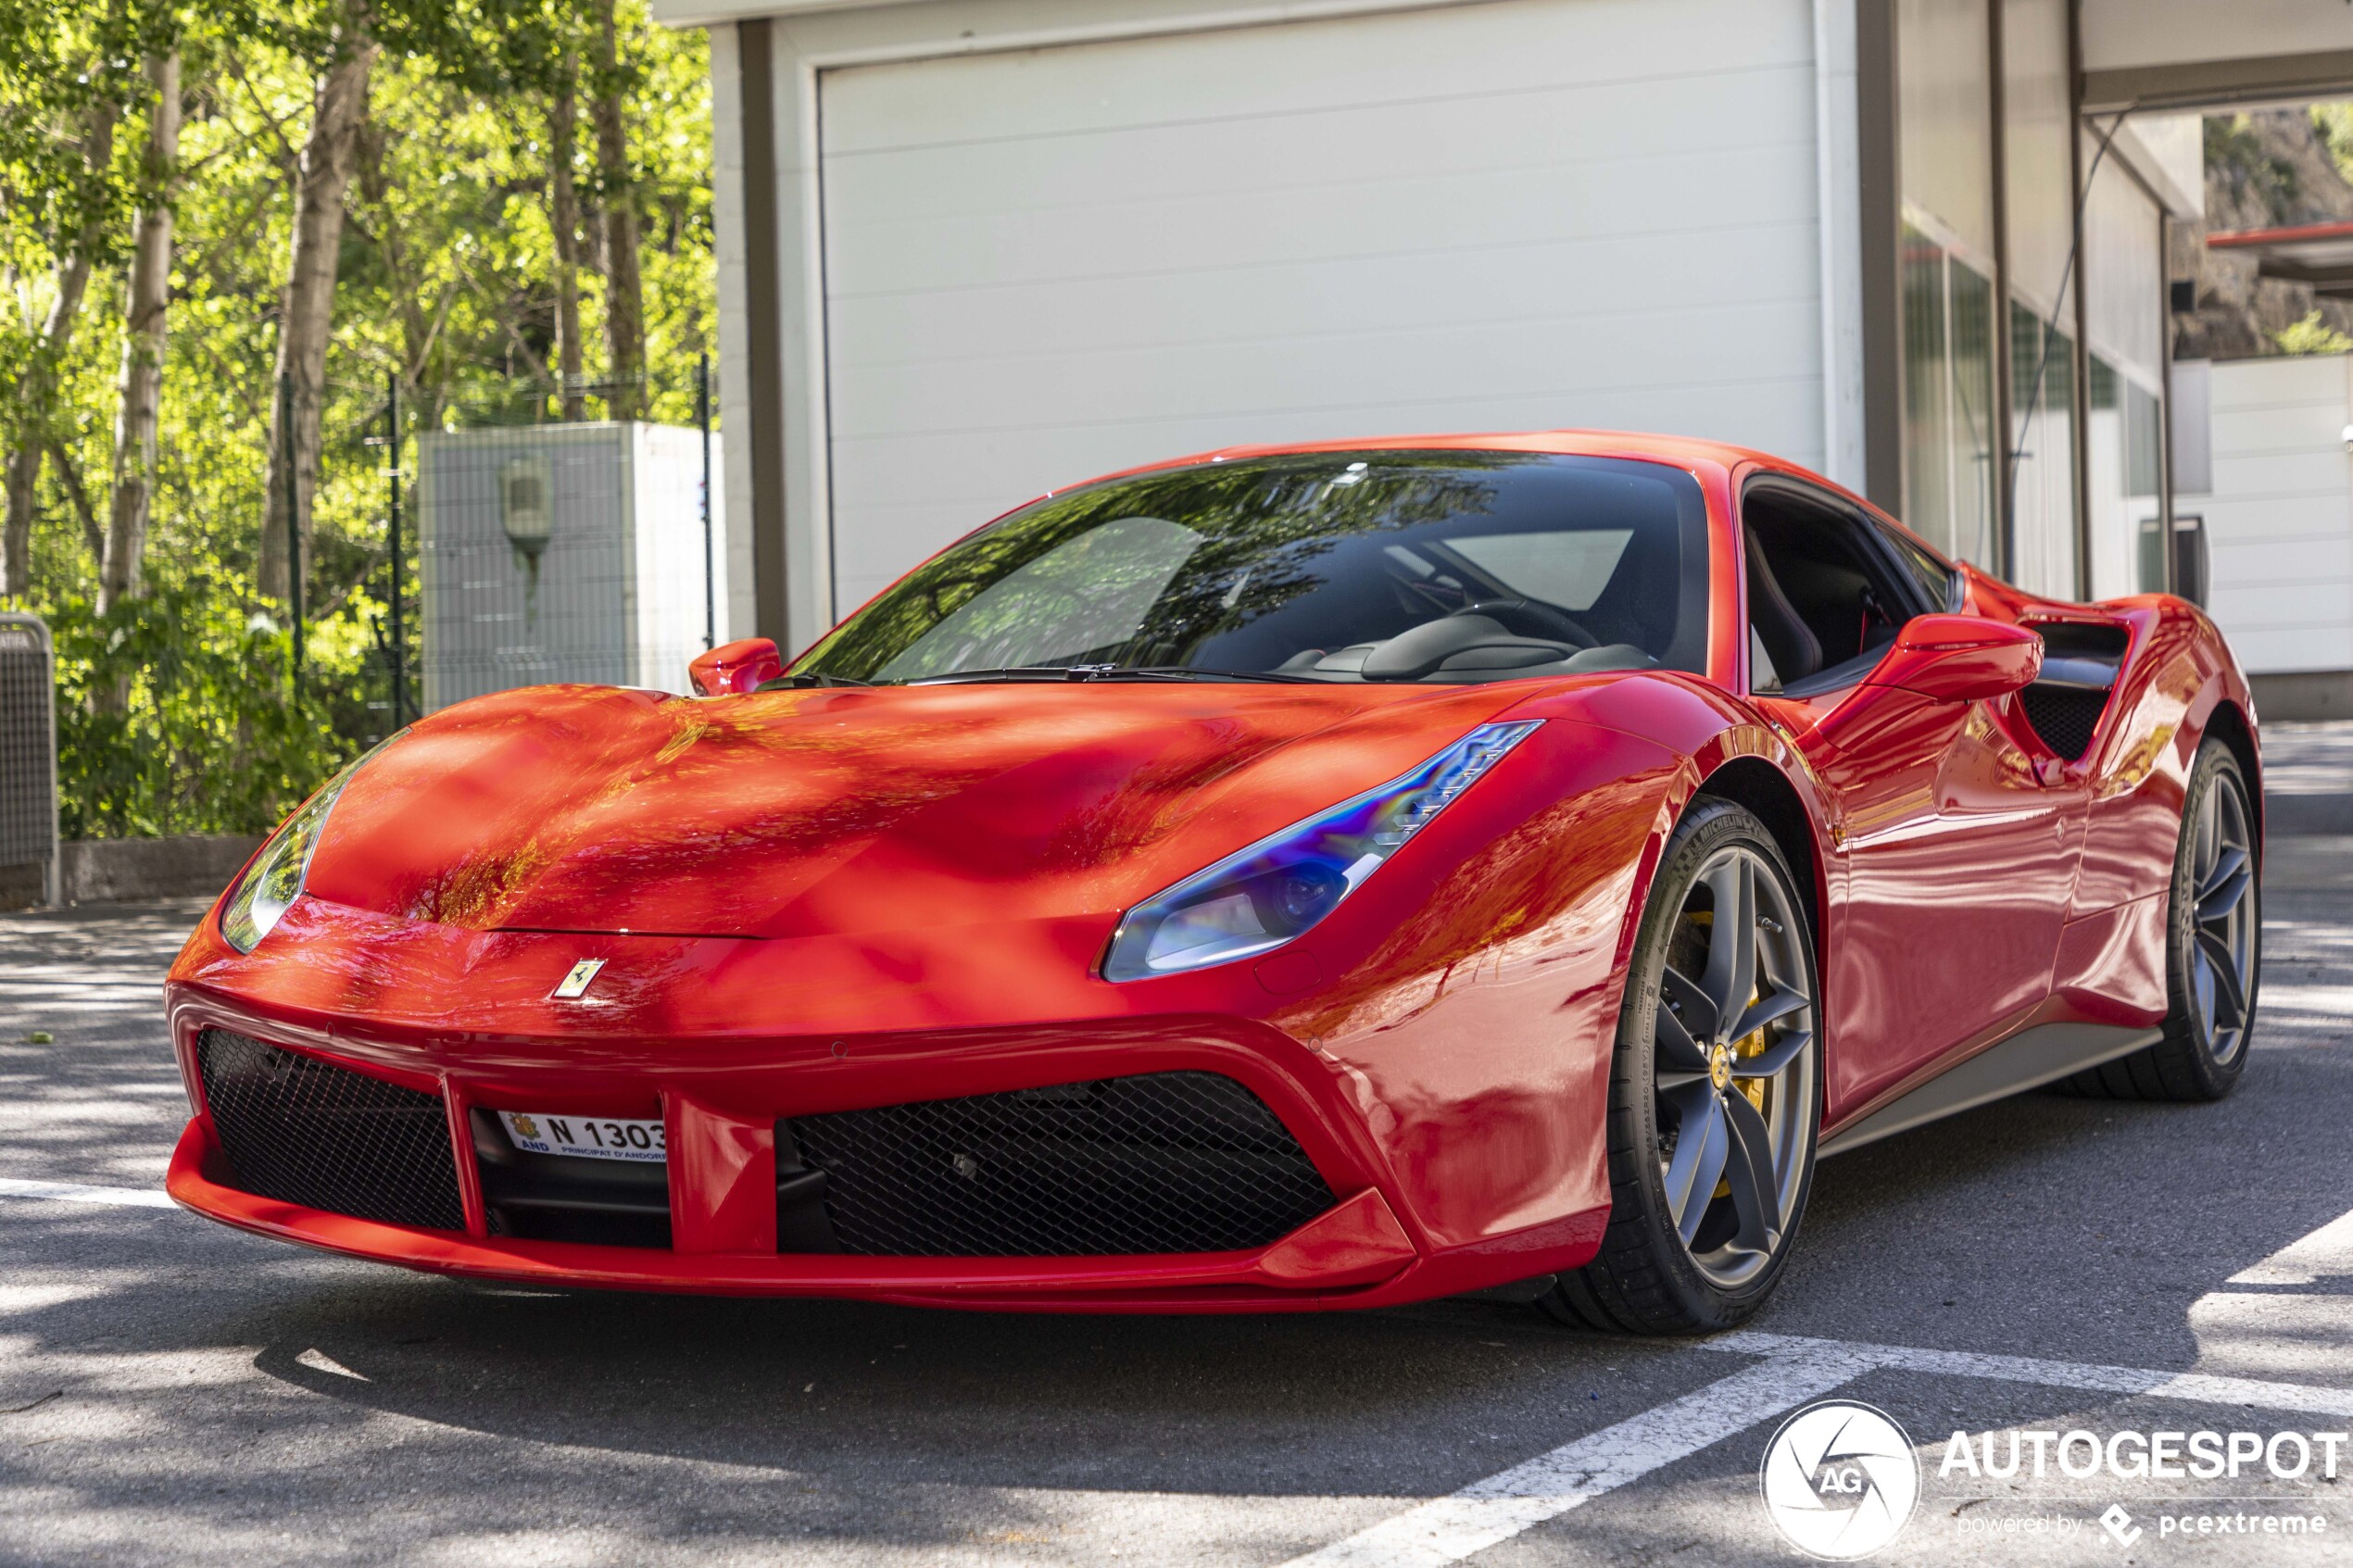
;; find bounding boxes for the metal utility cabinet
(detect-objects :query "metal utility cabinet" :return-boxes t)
[417,421,726,712]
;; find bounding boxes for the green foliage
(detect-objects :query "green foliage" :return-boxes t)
[2313,103,2353,188]
[46,574,387,838]
[2206,113,2300,219]
[2,0,713,838]
[2273,310,2353,357]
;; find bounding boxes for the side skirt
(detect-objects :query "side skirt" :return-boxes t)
[1818,1022,2163,1158]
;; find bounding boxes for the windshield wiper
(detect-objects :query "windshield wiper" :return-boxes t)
[902,666,1096,684]
[904,664,1320,685]
[1108,666,1322,684]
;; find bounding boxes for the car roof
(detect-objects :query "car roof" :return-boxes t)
[1053,428,1820,499]
[1040,429,1936,566]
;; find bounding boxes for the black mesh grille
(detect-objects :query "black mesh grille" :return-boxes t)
[783,1072,1335,1257]
[2020,684,2108,761]
[196,1029,465,1231]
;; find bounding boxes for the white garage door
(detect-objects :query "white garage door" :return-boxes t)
[819,0,1823,613]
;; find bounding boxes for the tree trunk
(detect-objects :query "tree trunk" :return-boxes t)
[100,51,182,618]
[258,6,377,605]
[590,0,643,422]
[550,60,585,421]
[1,98,119,596]
[357,123,433,390]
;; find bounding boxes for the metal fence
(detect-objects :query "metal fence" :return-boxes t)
[0,613,60,906]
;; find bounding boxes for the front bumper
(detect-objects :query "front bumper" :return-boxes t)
[161,991,1577,1312]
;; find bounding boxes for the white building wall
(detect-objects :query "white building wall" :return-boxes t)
[674,0,1841,645]
[2193,355,2353,676]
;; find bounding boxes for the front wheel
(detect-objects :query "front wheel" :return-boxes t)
[1541,798,1820,1336]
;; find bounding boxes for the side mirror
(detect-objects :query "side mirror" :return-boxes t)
[687,637,784,697]
[1867,615,2042,703]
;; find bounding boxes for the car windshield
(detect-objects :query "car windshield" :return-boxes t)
[792,451,1712,684]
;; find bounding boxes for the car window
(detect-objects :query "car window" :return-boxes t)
[797,452,1713,684]
[1441,529,1634,610]
[873,515,1203,682]
[1880,523,1962,612]
[1743,483,1924,697]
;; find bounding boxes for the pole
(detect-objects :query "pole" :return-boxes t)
[386,371,406,728]
[698,353,714,650]
[283,370,303,703]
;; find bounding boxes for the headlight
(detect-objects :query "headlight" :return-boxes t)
[1101,721,1541,982]
[219,732,404,952]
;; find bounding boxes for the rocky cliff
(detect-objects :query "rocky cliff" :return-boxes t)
[2172,108,2353,361]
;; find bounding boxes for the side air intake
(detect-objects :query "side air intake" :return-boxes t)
[196,1029,465,1231]
[781,1072,1335,1257]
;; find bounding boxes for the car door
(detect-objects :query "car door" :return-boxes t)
[1737,476,2084,1119]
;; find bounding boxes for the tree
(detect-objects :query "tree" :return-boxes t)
[3,80,120,596]
[1,0,714,837]
[256,0,375,605]
[588,0,641,420]
[548,47,585,420]
[100,48,182,613]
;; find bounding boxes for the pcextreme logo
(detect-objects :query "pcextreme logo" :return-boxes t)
[1759,1400,1921,1560]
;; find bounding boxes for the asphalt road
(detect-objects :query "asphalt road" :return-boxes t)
[6,757,2353,1563]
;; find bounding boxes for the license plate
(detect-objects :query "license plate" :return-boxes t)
[497,1110,666,1163]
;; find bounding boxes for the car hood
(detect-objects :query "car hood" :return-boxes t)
[300,681,1541,940]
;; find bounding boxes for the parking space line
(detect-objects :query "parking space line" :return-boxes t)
[1708,1330,2353,1420]
[0,1177,177,1210]
[1279,1346,1877,1568]
[1288,1324,2353,1567]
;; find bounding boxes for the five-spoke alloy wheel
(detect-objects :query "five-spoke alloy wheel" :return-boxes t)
[2065,739,2259,1101]
[1543,798,1819,1334]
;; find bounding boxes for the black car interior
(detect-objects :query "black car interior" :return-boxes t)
[1742,480,1941,697]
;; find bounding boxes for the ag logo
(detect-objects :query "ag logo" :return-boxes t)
[1759,1399,1919,1560]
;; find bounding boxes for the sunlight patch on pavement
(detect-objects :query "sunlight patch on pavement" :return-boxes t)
[0,1177,177,1209]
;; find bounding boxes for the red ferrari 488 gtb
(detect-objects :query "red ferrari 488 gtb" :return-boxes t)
[164,432,2260,1334]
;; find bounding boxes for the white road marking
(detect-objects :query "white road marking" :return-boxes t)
[0,1177,176,1210]
[1278,1346,1876,1568]
[1709,1330,2353,1420]
[1292,1313,2353,1566]
[2230,1206,2353,1286]
[16,1179,2353,1564]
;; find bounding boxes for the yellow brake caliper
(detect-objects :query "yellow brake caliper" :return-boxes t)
[1684,911,1770,1203]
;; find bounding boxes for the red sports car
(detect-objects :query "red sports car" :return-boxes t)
[164,433,2260,1333]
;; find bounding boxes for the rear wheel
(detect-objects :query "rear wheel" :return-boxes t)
[1540,799,1820,1336]
[2060,739,2259,1101]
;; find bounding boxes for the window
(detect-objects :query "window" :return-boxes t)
[2008,302,2081,599]
[1878,523,1961,612]
[1743,482,1935,697]
[1901,221,1999,568]
[798,452,1712,685]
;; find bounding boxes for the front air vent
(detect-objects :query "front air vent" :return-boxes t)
[780,1072,1335,1257]
[196,1029,465,1230]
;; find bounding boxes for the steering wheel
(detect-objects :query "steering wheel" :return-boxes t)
[1451,598,1598,649]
